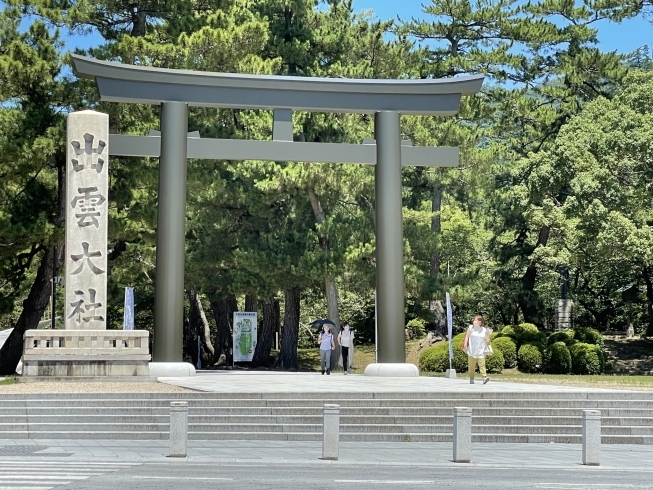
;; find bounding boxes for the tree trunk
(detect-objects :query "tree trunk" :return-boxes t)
[429,179,446,336]
[0,153,65,375]
[308,188,341,367]
[245,294,258,313]
[0,246,64,375]
[210,294,238,365]
[182,314,196,366]
[252,295,275,367]
[188,288,215,367]
[276,287,300,370]
[130,8,147,37]
[325,275,342,368]
[518,225,550,324]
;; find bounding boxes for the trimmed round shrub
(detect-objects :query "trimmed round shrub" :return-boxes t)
[419,344,448,372]
[484,349,504,374]
[453,331,467,345]
[502,324,545,347]
[515,323,546,343]
[492,336,517,368]
[570,342,604,375]
[518,342,544,373]
[573,327,604,348]
[500,325,516,338]
[563,338,579,348]
[544,342,572,374]
[419,340,467,373]
[405,319,426,339]
[490,331,501,341]
[547,331,573,346]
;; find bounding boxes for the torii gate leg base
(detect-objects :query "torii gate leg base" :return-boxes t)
[364,363,419,377]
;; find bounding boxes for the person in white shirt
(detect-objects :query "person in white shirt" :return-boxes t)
[318,324,335,375]
[337,323,354,375]
[462,315,493,385]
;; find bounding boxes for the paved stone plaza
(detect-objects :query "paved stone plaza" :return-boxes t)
[0,439,651,467]
[158,371,642,393]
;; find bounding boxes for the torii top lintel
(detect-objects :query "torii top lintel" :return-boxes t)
[71,55,484,115]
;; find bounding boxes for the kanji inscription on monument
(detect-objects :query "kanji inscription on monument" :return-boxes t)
[65,110,109,330]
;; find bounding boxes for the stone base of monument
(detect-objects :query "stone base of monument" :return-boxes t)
[19,329,152,381]
[364,363,419,377]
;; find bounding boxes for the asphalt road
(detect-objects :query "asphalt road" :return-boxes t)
[60,462,653,490]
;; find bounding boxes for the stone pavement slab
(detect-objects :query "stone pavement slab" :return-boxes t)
[1,439,652,470]
[158,371,643,393]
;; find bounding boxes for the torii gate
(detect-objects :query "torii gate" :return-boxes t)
[72,55,483,373]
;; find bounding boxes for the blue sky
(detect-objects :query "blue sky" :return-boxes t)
[62,0,650,55]
[352,0,651,55]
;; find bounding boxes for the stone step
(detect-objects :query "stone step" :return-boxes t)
[4,391,653,400]
[1,422,648,436]
[3,429,650,445]
[2,406,653,418]
[2,392,653,444]
[2,414,651,427]
[2,398,653,409]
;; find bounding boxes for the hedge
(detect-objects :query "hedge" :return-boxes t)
[484,349,505,374]
[563,338,579,349]
[544,342,572,374]
[419,344,449,372]
[501,323,545,347]
[419,340,467,373]
[419,330,501,374]
[570,342,605,375]
[547,331,573,346]
[573,327,604,348]
[491,336,517,368]
[500,325,516,338]
[518,342,544,373]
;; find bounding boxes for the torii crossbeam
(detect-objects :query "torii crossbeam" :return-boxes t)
[72,55,483,370]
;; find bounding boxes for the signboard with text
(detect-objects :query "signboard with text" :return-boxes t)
[233,311,257,362]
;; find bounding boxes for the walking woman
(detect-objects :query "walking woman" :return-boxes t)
[462,315,493,384]
[318,324,335,375]
[337,323,354,375]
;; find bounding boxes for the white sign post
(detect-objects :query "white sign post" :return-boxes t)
[233,312,257,363]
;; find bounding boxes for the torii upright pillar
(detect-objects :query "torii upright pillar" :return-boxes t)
[374,111,406,364]
[153,102,188,362]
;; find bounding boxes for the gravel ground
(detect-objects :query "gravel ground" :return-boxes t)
[0,379,194,393]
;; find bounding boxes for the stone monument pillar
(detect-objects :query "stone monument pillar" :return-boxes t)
[65,110,109,330]
[20,110,152,380]
[555,299,573,331]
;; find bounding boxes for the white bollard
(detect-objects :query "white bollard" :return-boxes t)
[322,403,340,460]
[582,409,601,466]
[169,401,189,457]
[453,407,472,463]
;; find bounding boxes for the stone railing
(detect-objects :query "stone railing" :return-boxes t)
[23,329,150,361]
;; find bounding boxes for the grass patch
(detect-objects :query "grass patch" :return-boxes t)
[297,340,423,373]
[421,369,653,389]
[488,372,653,390]
[0,375,16,386]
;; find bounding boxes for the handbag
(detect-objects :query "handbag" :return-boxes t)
[484,344,494,355]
